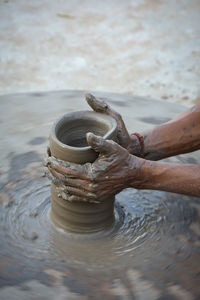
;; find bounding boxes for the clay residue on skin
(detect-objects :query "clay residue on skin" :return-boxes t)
[48,109,118,232]
[0,148,199,297]
[0,169,199,297]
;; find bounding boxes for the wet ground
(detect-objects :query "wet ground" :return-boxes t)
[0,91,200,299]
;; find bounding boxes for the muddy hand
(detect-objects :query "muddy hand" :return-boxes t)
[47,133,143,203]
[45,147,98,202]
[85,93,131,149]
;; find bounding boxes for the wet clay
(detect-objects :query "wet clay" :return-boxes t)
[1,91,200,299]
[1,164,200,298]
[49,110,117,233]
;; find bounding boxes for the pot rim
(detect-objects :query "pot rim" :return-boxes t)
[50,110,117,151]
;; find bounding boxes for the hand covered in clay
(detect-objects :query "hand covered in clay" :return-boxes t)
[86,94,131,149]
[46,133,144,203]
[85,94,142,156]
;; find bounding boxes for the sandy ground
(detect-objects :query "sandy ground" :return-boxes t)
[0,0,200,106]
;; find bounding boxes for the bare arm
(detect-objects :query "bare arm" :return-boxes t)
[86,94,200,160]
[46,96,200,200]
[130,103,200,160]
[47,134,200,200]
[132,160,200,197]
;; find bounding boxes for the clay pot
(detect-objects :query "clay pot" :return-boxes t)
[49,110,117,233]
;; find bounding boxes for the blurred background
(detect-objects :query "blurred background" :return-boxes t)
[0,2,200,299]
[0,0,199,107]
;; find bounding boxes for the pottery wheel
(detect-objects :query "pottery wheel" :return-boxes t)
[0,91,199,300]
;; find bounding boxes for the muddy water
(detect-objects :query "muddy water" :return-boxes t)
[0,91,200,298]
[0,159,199,276]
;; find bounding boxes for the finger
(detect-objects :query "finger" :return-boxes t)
[85,93,120,121]
[105,111,130,148]
[50,169,96,192]
[45,169,62,186]
[49,167,67,184]
[117,122,130,148]
[57,190,75,202]
[60,186,97,201]
[57,189,70,201]
[47,156,90,180]
[47,155,77,169]
[58,176,92,191]
[57,186,99,203]
[85,93,109,113]
[86,132,116,155]
[48,168,90,191]
[55,184,75,201]
[85,94,130,148]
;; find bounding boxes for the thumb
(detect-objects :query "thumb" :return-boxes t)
[85,93,108,113]
[86,132,115,155]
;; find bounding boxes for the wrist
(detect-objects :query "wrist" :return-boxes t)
[128,155,147,188]
[127,156,152,189]
[127,134,143,157]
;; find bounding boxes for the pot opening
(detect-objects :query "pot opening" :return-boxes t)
[56,118,110,148]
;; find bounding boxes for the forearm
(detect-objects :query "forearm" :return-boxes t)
[130,103,200,160]
[130,159,200,197]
